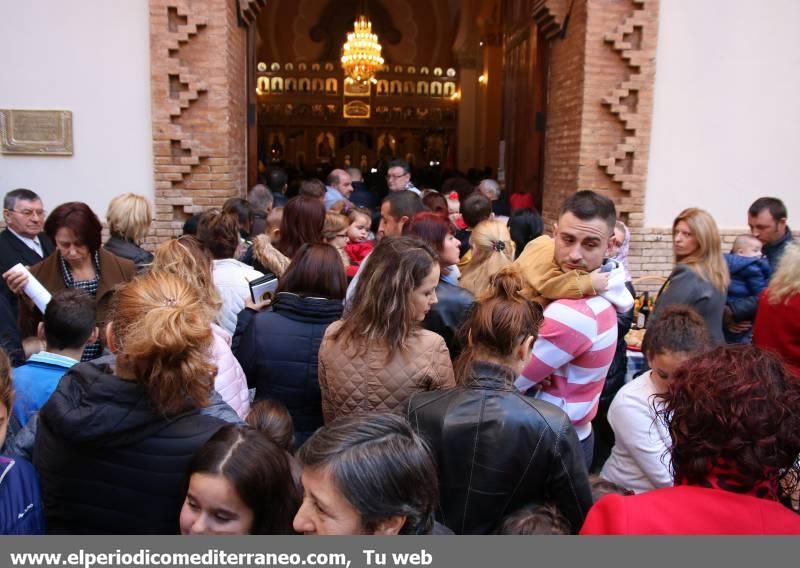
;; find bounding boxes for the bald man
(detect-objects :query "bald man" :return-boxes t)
[324,169,354,209]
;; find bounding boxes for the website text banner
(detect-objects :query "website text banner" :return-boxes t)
[0,536,789,568]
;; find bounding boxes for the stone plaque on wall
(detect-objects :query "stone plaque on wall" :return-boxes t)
[0,109,73,155]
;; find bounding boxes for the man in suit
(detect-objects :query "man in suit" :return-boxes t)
[1,189,54,313]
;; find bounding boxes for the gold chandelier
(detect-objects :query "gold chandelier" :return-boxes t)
[341,15,384,84]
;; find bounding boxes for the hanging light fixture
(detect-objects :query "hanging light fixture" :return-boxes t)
[341,14,384,85]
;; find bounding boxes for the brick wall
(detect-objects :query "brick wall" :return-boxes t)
[147,0,252,249]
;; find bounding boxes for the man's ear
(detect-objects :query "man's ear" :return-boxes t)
[518,335,535,362]
[86,326,99,346]
[551,222,558,239]
[398,215,410,231]
[36,322,46,341]
[105,322,118,353]
[372,515,406,536]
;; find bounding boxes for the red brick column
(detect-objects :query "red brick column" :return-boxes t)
[147,0,250,247]
[536,0,659,234]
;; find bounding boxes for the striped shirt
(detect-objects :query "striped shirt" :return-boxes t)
[515,295,618,440]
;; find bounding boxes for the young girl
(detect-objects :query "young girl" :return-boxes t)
[322,211,351,271]
[600,305,712,493]
[180,425,300,535]
[344,207,374,278]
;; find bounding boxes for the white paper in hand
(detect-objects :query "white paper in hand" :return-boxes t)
[9,263,51,313]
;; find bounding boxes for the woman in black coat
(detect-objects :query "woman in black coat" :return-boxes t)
[33,272,226,534]
[405,268,593,534]
[234,244,345,446]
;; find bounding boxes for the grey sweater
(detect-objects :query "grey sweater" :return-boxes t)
[651,264,726,344]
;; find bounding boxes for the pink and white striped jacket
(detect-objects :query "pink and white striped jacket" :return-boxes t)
[515,295,618,440]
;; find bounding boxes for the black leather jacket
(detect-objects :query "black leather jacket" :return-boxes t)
[423,279,474,359]
[405,361,593,534]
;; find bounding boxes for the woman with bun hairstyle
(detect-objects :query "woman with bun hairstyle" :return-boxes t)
[152,236,250,419]
[33,271,227,534]
[459,219,515,297]
[405,267,593,534]
[180,425,300,535]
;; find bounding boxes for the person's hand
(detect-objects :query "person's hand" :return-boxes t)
[723,306,752,333]
[244,296,272,312]
[590,269,610,293]
[3,267,29,295]
[728,320,752,334]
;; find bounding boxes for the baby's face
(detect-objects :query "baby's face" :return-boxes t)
[736,244,763,258]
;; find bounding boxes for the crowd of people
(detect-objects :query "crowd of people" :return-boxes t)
[0,162,798,534]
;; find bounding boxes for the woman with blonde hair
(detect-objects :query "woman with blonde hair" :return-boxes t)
[459,219,515,297]
[754,244,800,374]
[152,236,250,419]
[33,271,227,533]
[104,193,154,271]
[650,208,729,344]
[318,236,455,422]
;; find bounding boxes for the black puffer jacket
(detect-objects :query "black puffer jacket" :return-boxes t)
[33,362,225,534]
[405,361,593,534]
[423,280,474,359]
[233,292,343,445]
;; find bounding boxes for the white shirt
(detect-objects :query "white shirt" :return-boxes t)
[212,258,264,335]
[600,370,673,493]
[8,227,44,258]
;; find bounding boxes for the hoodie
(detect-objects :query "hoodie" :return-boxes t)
[33,362,225,534]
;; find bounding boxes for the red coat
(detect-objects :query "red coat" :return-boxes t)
[344,241,374,279]
[580,485,800,535]
[753,292,800,375]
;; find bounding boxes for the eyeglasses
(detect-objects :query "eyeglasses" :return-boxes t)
[335,233,348,239]
[386,172,409,180]
[6,208,46,219]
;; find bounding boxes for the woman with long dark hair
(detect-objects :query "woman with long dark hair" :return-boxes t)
[234,243,346,445]
[319,236,455,421]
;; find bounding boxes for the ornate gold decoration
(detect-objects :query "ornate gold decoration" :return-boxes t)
[341,15,384,85]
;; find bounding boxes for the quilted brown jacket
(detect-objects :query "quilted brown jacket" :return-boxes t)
[318,320,456,422]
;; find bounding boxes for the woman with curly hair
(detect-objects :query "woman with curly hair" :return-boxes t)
[753,244,800,374]
[582,345,800,534]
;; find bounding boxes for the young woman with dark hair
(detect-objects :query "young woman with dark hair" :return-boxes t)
[583,345,800,534]
[407,212,474,358]
[600,306,712,493]
[180,425,300,535]
[406,267,593,534]
[319,236,455,422]
[4,202,136,361]
[234,243,346,445]
[34,272,227,534]
[250,195,325,278]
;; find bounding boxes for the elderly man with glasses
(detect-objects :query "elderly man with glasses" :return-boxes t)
[1,188,54,312]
